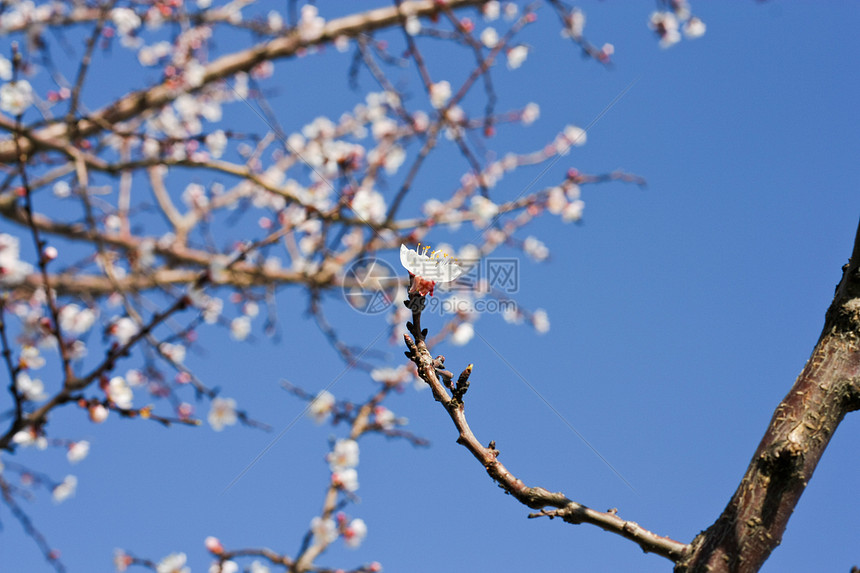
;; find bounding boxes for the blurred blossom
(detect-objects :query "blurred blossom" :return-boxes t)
[310,516,337,546]
[523,236,549,262]
[327,439,359,471]
[405,16,420,35]
[429,81,452,109]
[19,345,45,370]
[208,397,238,431]
[159,342,186,364]
[373,405,396,430]
[332,467,359,492]
[59,304,97,335]
[506,45,529,69]
[156,552,190,573]
[451,322,475,346]
[209,561,238,573]
[0,80,34,115]
[480,27,499,48]
[521,102,540,125]
[683,17,707,39]
[52,475,77,503]
[532,309,550,334]
[343,518,367,548]
[299,5,325,41]
[110,317,139,346]
[89,404,109,423]
[67,441,90,464]
[111,7,141,36]
[16,372,47,401]
[108,376,134,409]
[0,233,34,285]
[483,1,500,21]
[308,390,336,424]
[230,316,251,341]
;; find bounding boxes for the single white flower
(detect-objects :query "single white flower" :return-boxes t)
[532,309,550,334]
[451,322,475,346]
[157,552,190,573]
[480,27,499,48]
[506,45,529,69]
[0,80,34,115]
[16,372,47,402]
[429,81,452,109]
[343,518,367,548]
[310,516,338,546]
[400,244,465,296]
[683,17,706,39]
[67,440,90,463]
[108,376,133,409]
[327,438,359,471]
[308,390,335,424]
[208,397,238,431]
[52,475,77,503]
[332,467,359,492]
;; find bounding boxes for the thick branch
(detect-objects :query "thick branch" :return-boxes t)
[677,217,860,573]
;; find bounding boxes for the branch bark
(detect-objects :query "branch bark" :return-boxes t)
[677,217,860,573]
[402,293,689,562]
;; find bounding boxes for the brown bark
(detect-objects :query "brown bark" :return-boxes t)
[676,217,860,573]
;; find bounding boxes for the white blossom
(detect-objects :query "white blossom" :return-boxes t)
[308,390,335,424]
[332,467,359,492]
[0,233,34,284]
[451,322,475,346]
[108,376,134,409]
[0,80,34,115]
[157,552,190,573]
[683,17,706,39]
[351,188,386,223]
[507,45,529,69]
[67,441,90,464]
[298,4,325,41]
[429,81,452,109]
[343,518,367,548]
[16,372,47,402]
[480,27,499,48]
[111,7,141,36]
[400,244,465,295]
[208,397,238,431]
[310,516,337,546]
[53,475,77,503]
[523,236,549,262]
[327,438,359,471]
[532,309,550,334]
[110,317,139,346]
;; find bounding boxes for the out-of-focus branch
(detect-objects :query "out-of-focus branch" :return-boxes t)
[0,0,491,162]
[676,217,860,573]
[402,290,689,562]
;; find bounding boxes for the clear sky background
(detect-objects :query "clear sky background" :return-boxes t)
[2,2,859,572]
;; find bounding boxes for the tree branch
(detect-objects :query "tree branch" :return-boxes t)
[402,291,689,562]
[677,216,860,573]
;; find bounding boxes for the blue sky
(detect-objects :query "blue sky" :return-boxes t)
[2,2,859,572]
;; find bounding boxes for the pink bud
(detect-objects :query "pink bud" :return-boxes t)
[204,536,224,555]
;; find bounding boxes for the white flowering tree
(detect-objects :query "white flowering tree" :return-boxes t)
[0,2,857,573]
